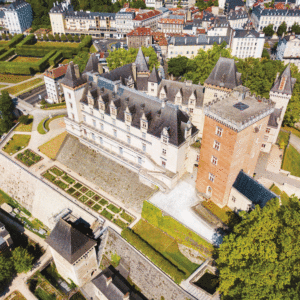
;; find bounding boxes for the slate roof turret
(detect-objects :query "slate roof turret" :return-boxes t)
[61,62,86,88]
[83,53,99,74]
[135,48,149,73]
[148,67,160,84]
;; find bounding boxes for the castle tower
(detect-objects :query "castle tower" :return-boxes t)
[61,62,87,137]
[262,64,296,153]
[134,48,150,92]
[196,86,274,207]
[148,66,160,97]
[203,57,242,104]
[45,219,98,287]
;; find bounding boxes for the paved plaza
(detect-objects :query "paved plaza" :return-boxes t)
[56,135,155,213]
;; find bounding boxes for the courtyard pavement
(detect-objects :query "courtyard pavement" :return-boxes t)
[149,172,222,245]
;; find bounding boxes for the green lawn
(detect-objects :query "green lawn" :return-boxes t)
[282,126,300,139]
[278,130,290,146]
[0,74,32,83]
[2,134,31,155]
[2,78,43,96]
[282,145,300,177]
[39,131,67,159]
[133,220,199,277]
[270,185,290,205]
[14,116,33,132]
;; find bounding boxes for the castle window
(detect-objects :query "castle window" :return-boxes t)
[216,126,223,137]
[93,120,96,127]
[138,157,142,165]
[92,133,95,141]
[142,143,146,152]
[127,125,130,132]
[162,160,166,168]
[127,136,131,144]
[100,103,105,111]
[100,137,103,144]
[83,115,86,122]
[113,119,116,125]
[111,107,116,115]
[211,156,218,165]
[266,128,271,134]
[209,173,215,182]
[232,196,236,203]
[101,123,104,130]
[213,140,220,151]
[261,144,266,148]
[114,129,117,137]
[207,186,212,196]
[119,147,123,155]
[101,114,104,120]
[162,148,166,155]
[189,108,194,113]
[162,137,168,144]
[68,92,71,99]
[214,93,217,98]
[84,129,87,136]
[126,114,131,122]
[196,155,200,162]
[70,103,73,109]
[90,108,93,115]
[142,132,146,139]
[71,113,75,120]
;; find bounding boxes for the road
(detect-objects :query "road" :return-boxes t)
[93,38,126,52]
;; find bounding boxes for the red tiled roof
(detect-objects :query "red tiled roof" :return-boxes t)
[127,27,153,36]
[197,28,206,34]
[44,64,68,79]
[125,8,140,12]
[159,18,184,24]
[134,10,161,21]
[205,7,212,12]
[169,7,181,11]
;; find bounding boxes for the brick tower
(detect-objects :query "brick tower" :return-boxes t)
[196,86,274,207]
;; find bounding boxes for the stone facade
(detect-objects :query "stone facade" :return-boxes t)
[0,152,97,229]
[100,228,197,300]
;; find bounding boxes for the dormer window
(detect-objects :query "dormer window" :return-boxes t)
[141,121,147,129]
[99,102,105,111]
[110,107,116,116]
[162,136,168,144]
[160,92,166,100]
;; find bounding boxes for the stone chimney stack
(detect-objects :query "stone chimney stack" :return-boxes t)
[106,277,112,287]
[74,64,80,78]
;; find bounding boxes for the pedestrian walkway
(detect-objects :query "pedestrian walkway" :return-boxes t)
[289,133,300,153]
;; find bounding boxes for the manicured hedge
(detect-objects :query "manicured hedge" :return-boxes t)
[78,35,92,51]
[121,228,186,283]
[0,47,6,56]
[0,48,15,61]
[16,46,49,57]
[17,34,35,47]
[49,50,63,66]
[142,201,213,256]
[6,34,24,49]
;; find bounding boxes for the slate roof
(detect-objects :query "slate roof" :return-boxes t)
[61,62,86,89]
[233,29,262,38]
[6,0,30,10]
[101,63,134,82]
[45,219,97,264]
[148,67,160,83]
[225,0,245,12]
[83,54,99,74]
[227,9,248,20]
[135,48,149,72]
[136,76,149,91]
[233,170,278,208]
[270,64,296,96]
[169,35,230,46]
[252,6,300,19]
[92,267,145,300]
[127,27,153,36]
[0,11,5,19]
[268,108,282,128]
[157,79,204,107]
[80,76,198,146]
[205,57,242,89]
[64,11,115,20]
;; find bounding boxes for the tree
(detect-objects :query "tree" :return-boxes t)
[54,34,60,41]
[279,139,286,149]
[43,34,48,41]
[277,22,287,37]
[61,34,67,42]
[291,22,300,34]
[1,33,6,40]
[48,34,55,41]
[67,34,73,42]
[0,91,14,123]
[262,48,270,59]
[168,56,189,77]
[73,35,79,43]
[263,24,274,37]
[8,34,12,39]
[217,198,300,299]
[11,247,33,274]
[18,115,30,125]
[0,254,14,292]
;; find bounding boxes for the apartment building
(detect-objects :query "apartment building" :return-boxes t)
[230,29,265,59]
[133,9,162,31]
[227,9,249,29]
[251,6,300,31]
[115,11,135,37]
[127,27,154,48]
[196,86,274,207]
[158,18,185,34]
[4,0,32,34]
[145,0,164,9]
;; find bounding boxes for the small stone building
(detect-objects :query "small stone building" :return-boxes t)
[127,27,153,48]
[45,218,98,287]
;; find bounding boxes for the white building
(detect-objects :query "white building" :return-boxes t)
[133,9,162,31]
[115,11,135,38]
[145,0,164,9]
[227,9,249,29]
[44,64,69,104]
[276,34,300,70]
[4,0,32,34]
[230,29,265,59]
[61,55,199,189]
[251,6,300,31]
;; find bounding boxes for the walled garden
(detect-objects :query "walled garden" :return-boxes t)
[2,134,31,155]
[16,149,42,167]
[42,166,135,229]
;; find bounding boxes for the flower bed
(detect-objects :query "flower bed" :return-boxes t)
[54,180,68,190]
[80,186,88,193]
[74,182,82,189]
[73,191,82,199]
[67,187,76,194]
[86,200,94,206]
[93,194,101,201]
[79,195,88,202]
[86,190,95,197]
[92,204,101,211]
[43,171,56,182]
[120,211,134,223]
[16,149,42,167]
[100,199,108,206]
[107,204,121,214]
[101,209,113,220]
[50,167,64,176]
[62,174,75,184]
[113,218,127,229]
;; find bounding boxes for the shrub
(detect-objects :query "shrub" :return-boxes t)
[17,34,35,47]
[35,287,56,300]
[2,33,6,40]
[43,172,56,182]
[0,48,15,61]
[78,35,92,51]
[54,34,60,42]
[74,35,79,42]
[61,34,67,42]
[50,167,63,176]
[121,228,186,283]
[100,199,108,206]
[92,204,101,211]
[74,183,82,189]
[67,187,76,194]
[6,34,23,49]
[49,51,63,66]
[18,115,30,124]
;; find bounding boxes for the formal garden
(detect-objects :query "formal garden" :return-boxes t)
[2,134,31,155]
[16,149,43,167]
[42,166,135,229]
[4,291,27,300]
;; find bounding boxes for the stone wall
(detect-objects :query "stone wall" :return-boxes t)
[101,227,197,300]
[0,152,97,229]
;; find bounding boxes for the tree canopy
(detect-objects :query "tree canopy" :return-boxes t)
[263,24,275,37]
[217,198,300,299]
[0,255,14,293]
[277,22,287,37]
[0,90,15,134]
[291,22,300,34]
[11,247,34,274]
[106,47,159,71]
[167,56,189,78]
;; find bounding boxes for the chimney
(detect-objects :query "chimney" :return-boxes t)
[106,277,112,286]
[161,99,167,108]
[114,82,120,93]
[185,37,187,44]
[132,63,137,81]
[98,63,103,74]
[74,64,80,78]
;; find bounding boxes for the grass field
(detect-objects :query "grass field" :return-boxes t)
[282,126,300,139]
[270,185,290,205]
[201,201,234,225]
[14,116,33,132]
[90,45,97,53]
[0,74,32,83]
[11,56,41,63]
[278,130,290,147]
[133,220,200,277]
[282,145,300,177]
[2,134,31,155]
[37,117,47,134]
[3,78,43,95]
[39,131,67,159]
[35,41,78,48]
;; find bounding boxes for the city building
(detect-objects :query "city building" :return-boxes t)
[167,35,231,59]
[146,0,164,9]
[0,221,13,252]
[115,11,135,38]
[207,16,231,37]
[4,0,32,34]
[133,9,162,31]
[276,34,300,70]
[227,9,249,29]
[203,57,242,104]
[61,52,199,189]
[230,29,265,59]
[44,64,69,104]
[262,64,296,152]
[251,6,300,31]
[228,170,278,211]
[127,27,154,48]
[46,218,98,287]
[158,18,185,34]
[196,86,274,207]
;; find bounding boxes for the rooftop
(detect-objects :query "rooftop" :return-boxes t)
[159,18,185,24]
[44,64,68,79]
[127,27,153,36]
[204,86,275,132]
[134,9,160,20]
